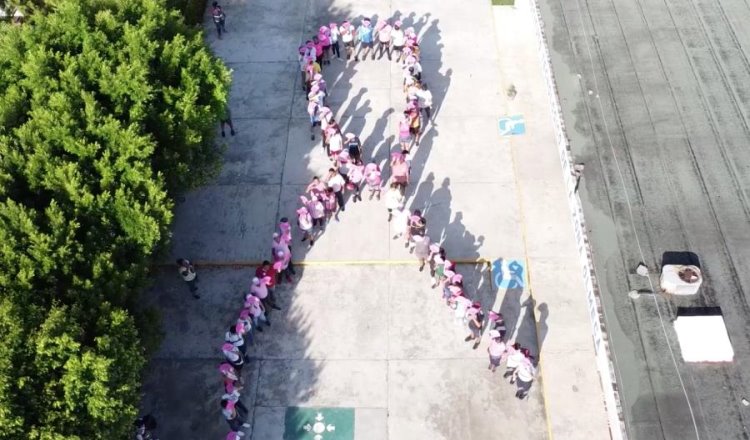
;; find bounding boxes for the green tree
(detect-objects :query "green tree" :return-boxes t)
[0,0,230,437]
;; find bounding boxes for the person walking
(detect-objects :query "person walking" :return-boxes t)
[237,309,256,341]
[345,133,363,165]
[346,161,364,203]
[488,311,507,339]
[398,112,412,151]
[355,17,374,61]
[405,209,426,251]
[220,105,236,137]
[211,2,227,39]
[464,301,484,349]
[391,151,410,191]
[487,329,506,372]
[226,431,243,440]
[176,258,199,299]
[513,349,537,399]
[428,245,446,288]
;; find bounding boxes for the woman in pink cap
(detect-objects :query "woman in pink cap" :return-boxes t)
[278,217,293,245]
[340,21,355,60]
[364,161,382,200]
[487,329,507,372]
[273,249,293,283]
[391,20,405,62]
[219,361,241,386]
[503,342,524,382]
[346,161,365,203]
[297,206,314,246]
[221,399,250,434]
[329,22,341,60]
[488,310,507,339]
[318,25,331,65]
[375,19,392,60]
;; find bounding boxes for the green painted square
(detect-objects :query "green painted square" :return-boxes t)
[284,407,355,440]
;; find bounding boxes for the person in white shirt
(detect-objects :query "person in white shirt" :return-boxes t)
[416,82,434,124]
[512,349,537,399]
[325,167,347,214]
[176,258,199,298]
[391,20,406,62]
[225,324,248,358]
[384,183,405,222]
[503,342,523,381]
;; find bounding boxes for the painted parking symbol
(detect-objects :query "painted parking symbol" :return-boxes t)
[498,115,526,136]
[492,258,526,289]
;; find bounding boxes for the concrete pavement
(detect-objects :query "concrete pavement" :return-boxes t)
[140,0,611,438]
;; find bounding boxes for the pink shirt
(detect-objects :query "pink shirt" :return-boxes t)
[378,25,392,42]
[318,32,330,46]
[398,119,410,137]
[244,295,263,316]
[488,340,507,357]
[274,252,291,270]
[298,211,313,231]
[250,280,269,299]
[348,164,364,184]
[310,199,326,219]
[366,170,382,187]
[278,222,292,243]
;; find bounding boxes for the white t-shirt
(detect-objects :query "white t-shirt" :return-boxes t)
[329,133,343,153]
[225,331,244,348]
[391,29,405,46]
[342,28,353,43]
[417,89,433,108]
[328,173,345,192]
[299,214,313,231]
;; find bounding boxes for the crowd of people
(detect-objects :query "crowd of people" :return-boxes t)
[175,10,538,440]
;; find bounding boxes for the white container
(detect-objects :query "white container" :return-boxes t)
[660,264,702,295]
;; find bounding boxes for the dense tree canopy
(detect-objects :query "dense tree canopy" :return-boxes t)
[0,0,230,437]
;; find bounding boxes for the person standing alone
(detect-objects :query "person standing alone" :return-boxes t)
[176,258,199,299]
[212,2,227,39]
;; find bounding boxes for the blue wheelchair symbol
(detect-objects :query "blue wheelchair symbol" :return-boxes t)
[492,258,525,289]
[498,115,526,136]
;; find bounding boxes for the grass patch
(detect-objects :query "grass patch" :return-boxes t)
[491,0,515,5]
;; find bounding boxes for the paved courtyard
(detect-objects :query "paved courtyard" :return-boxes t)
[141,0,610,438]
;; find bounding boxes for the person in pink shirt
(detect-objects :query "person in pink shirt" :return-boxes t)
[391,150,410,191]
[308,193,326,230]
[297,206,315,246]
[487,329,506,372]
[222,342,244,373]
[318,26,331,65]
[364,161,382,200]
[219,361,241,385]
[488,310,507,339]
[273,249,293,284]
[375,19,392,60]
[346,161,364,203]
[243,293,269,329]
[251,275,281,313]
[311,35,324,70]
[323,187,338,222]
[237,309,256,340]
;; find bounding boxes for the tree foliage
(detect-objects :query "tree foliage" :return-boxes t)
[0,0,230,437]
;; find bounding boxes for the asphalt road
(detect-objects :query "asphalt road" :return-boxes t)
[538,0,750,438]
